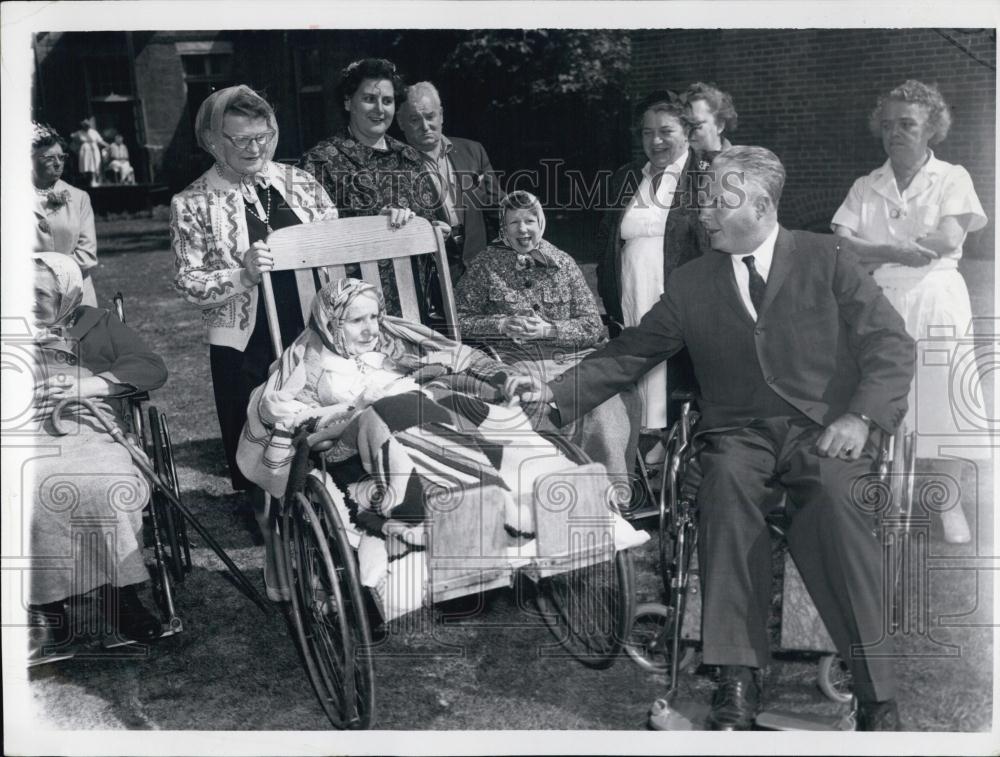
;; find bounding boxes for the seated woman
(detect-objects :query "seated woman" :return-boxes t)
[237,277,646,620]
[454,191,640,504]
[28,254,168,661]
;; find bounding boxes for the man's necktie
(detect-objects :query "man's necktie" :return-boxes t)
[742,255,767,314]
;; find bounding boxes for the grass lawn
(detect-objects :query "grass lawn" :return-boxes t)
[25,216,994,732]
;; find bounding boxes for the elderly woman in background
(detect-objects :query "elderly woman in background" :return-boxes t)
[299,58,445,317]
[170,85,337,500]
[32,123,100,307]
[28,254,167,660]
[832,80,988,544]
[596,91,710,465]
[456,191,640,503]
[682,82,737,162]
[105,133,136,185]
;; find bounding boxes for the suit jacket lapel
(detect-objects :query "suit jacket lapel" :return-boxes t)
[759,226,794,316]
[712,251,755,325]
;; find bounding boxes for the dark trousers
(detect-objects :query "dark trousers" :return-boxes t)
[696,416,895,702]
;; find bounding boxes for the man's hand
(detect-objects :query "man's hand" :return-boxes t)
[502,374,552,405]
[816,413,870,461]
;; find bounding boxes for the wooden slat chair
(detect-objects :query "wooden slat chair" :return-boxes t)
[262,215,456,356]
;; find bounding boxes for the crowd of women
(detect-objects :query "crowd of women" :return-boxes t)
[27,56,987,660]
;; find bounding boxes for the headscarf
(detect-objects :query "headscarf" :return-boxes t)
[33,253,84,331]
[194,85,280,200]
[309,277,414,369]
[496,190,557,268]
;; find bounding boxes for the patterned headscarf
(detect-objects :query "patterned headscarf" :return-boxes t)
[32,253,84,331]
[497,190,557,268]
[194,85,279,200]
[310,277,415,368]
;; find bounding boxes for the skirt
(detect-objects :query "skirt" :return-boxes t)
[29,411,150,604]
[874,264,989,459]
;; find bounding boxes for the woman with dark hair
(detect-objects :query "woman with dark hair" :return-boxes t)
[299,57,445,316]
[169,85,338,498]
[32,122,100,306]
[70,117,108,187]
[595,91,710,463]
[832,80,988,543]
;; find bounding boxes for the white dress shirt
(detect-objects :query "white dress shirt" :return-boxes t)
[730,223,779,321]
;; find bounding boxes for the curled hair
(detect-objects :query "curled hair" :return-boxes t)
[869,80,952,145]
[682,81,738,133]
[714,145,786,207]
[337,58,407,107]
[32,122,66,153]
[633,89,685,130]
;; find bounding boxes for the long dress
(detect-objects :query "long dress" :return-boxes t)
[832,152,989,458]
[75,128,105,175]
[618,151,688,429]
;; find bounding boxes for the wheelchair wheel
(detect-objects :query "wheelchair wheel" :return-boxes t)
[535,550,635,669]
[817,654,853,704]
[148,407,187,583]
[282,476,374,729]
[624,601,697,674]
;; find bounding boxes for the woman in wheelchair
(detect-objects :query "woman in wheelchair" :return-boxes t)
[237,277,646,619]
[455,191,640,506]
[28,254,168,659]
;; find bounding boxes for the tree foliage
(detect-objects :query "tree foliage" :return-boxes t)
[441,30,631,110]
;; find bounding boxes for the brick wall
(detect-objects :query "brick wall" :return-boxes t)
[630,29,995,257]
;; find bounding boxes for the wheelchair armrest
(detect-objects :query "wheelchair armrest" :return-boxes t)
[669,389,697,403]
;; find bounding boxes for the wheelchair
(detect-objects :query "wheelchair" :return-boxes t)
[109,293,191,641]
[624,391,915,717]
[258,216,638,729]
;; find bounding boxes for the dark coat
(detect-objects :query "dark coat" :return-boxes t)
[551,228,914,434]
[595,147,712,326]
[440,136,502,263]
[66,306,168,392]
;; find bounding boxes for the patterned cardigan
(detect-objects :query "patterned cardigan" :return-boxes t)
[169,161,337,350]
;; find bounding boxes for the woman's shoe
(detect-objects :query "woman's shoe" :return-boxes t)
[939,505,971,544]
[104,585,161,643]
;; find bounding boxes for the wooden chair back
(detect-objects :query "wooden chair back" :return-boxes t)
[262,216,456,356]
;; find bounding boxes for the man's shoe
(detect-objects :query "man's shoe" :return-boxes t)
[857,699,904,731]
[706,666,761,731]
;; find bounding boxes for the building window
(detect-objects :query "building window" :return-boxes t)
[180,53,233,82]
[85,56,132,98]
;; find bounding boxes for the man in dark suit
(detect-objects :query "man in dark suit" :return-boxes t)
[397,81,502,282]
[505,146,914,731]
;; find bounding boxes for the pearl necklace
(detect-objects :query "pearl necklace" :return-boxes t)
[244,184,272,233]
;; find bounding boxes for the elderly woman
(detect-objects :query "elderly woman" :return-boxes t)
[32,122,99,306]
[299,58,446,317]
[832,80,988,544]
[105,133,135,185]
[456,191,639,500]
[237,277,646,616]
[169,85,338,496]
[28,254,167,659]
[596,91,710,464]
[681,82,737,161]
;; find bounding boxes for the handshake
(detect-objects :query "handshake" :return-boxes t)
[500,374,553,407]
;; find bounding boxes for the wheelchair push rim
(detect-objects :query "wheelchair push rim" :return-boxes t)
[280,477,374,729]
[624,601,697,675]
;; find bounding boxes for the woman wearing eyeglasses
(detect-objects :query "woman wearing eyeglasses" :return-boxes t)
[32,122,99,306]
[300,58,444,317]
[169,85,338,497]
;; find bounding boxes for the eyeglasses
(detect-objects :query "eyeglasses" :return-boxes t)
[38,154,67,165]
[221,131,275,151]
